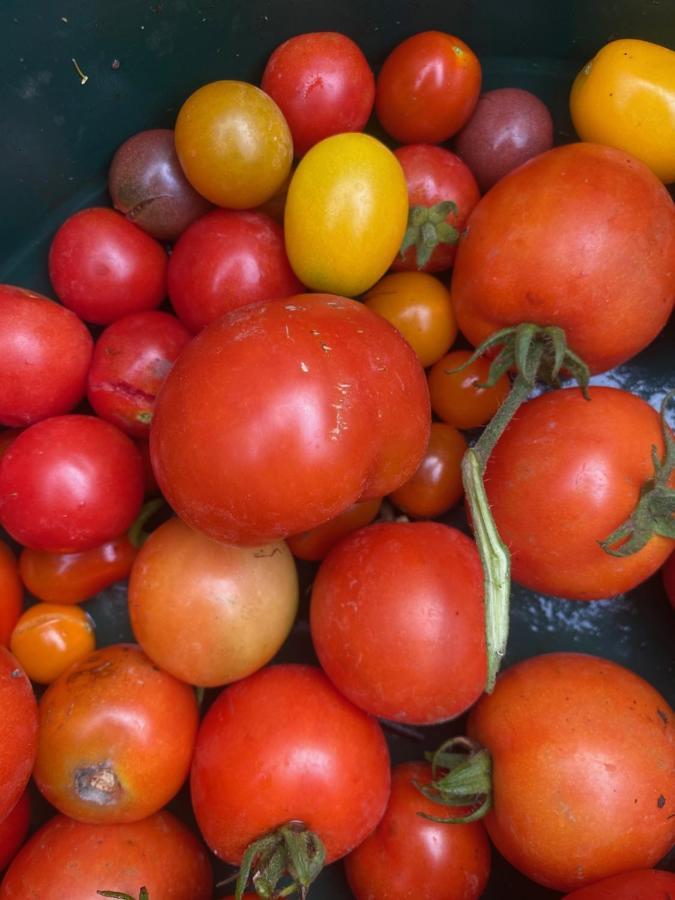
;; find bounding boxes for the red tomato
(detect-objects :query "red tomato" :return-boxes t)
[0,541,22,647]
[310,521,486,724]
[48,208,168,325]
[0,791,30,873]
[427,348,510,430]
[452,143,675,373]
[0,648,37,822]
[286,497,381,561]
[562,868,675,899]
[261,32,375,157]
[467,652,675,891]
[375,32,481,144]
[662,552,675,610]
[0,432,20,460]
[167,209,303,333]
[150,294,430,545]
[87,310,191,437]
[0,285,93,427]
[485,387,674,600]
[345,761,491,900]
[0,810,213,899]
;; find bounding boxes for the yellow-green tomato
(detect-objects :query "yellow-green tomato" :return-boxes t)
[284,133,408,296]
[175,80,293,208]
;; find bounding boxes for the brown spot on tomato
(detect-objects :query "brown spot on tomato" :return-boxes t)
[657,794,666,808]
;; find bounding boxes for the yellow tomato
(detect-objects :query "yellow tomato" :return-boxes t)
[175,80,293,208]
[570,38,675,183]
[284,133,408,296]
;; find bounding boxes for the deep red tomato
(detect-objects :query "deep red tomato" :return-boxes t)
[261,32,375,158]
[0,791,29,873]
[662,552,675,610]
[0,541,22,647]
[150,294,430,545]
[0,810,213,899]
[167,209,303,333]
[344,761,491,900]
[375,31,481,144]
[48,208,168,325]
[0,648,37,822]
[484,386,674,600]
[0,432,20,460]
[286,497,381,561]
[452,143,675,373]
[87,310,191,437]
[562,868,675,899]
[310,521,486,724]
[467,652,675,892]
[0,415,144,553]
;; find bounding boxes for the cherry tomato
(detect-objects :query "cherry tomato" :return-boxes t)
[345,761,491,900]
[175,80,293,208]
[375,31,481,144]
[467,652,675,891]
[0,648,37,822]
[167,209,302,333]
[0,810,213,899]
[10,603,96,684]
[363,271,457,367]
[261,32,375,158]
[662,552,675,610]
[452,143,675,373]
[286,497,381,561]
[87,310,191,437]
[310,521,486,724]
[0,541,22,648]
[562,868,675,899]
[0,791,30,873]
[0,415,144,553]
[150,294,430,545]
[33,643,199,824]
[48,208,168,325]
[427,348,510,430]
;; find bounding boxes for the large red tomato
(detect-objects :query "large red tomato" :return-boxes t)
[0,648,37,822]
[150,294,430,545]
[562,868,675,899]
[0,791,30,874]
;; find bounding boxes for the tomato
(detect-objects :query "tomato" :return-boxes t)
[562,868,675,899]
[344,761,491,900]
[33,643,199,823]
[87,311,191,437]
[451,143,675,374]
[261,32,375,158]
[467,652,675,891]
[571,39,675,184]
[284,133,408,296]
[427,348,510,430]
[48,208,168,325]
[662,552,675,610]
[167,209,302,333]
[128,517,298,687]
[0,432,20,460]
[190,664,390,868]
[10,603,96,684]
[0,541,22,648]
[175,80,293,208]
[0,810,213,899]
[286,497,381,561]
[375,31,481,144]
[392,145,480,272]
[362,271,457,367]
[150,294,430,545]
[0,791,29,873]
[0,284,93,427]
[0,648,37,822]
[0,415,144,553]
[485,386,674,600]
[310,521,486,724]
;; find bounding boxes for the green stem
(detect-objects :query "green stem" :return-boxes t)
[235,822,326,900]
[416,737,492,824]
[98,890,149,900]
[127,497,165,548]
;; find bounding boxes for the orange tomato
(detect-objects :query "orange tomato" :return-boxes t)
[287,497,382,561]
[10,603,95,684]
[427,349,510,430]
[0,541,22,647]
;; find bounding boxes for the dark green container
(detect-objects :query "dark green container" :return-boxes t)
[1,1,673,897]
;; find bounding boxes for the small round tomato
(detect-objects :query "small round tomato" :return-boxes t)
[428,349,510,430]
[48,208,168,325]
[562,868,675,899]
[376,31,481,144]
[261,32,375,158]
[662,552,675,610]
[0,791,30,873]
[10,603,96,684]
[284,134,408,296]
[175,80,293,208]
[0,541,22,648]
[287,497,381,561]
[363,271,457,367]
[0,648,37,822]
[33,643,199,823]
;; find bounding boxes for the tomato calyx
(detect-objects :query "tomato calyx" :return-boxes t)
[97,889,149,900]
[234,820,326,899]
[415,737,492,824]
[399,201,459,269]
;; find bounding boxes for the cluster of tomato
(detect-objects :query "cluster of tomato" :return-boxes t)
[0,27,674,900]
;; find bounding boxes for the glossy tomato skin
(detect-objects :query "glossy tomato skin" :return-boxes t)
[10,602,96,684]
[0,285,93,427]
[167,209,303,333]
[376,31,481,144]
[0,415,144,553]
[0,541,22,647]
[0,648,37,822]
[562,868,675,899]
[33,643,199,824]
[48,208,168,325]
[452,143,675,373]
[310,521,486,724]
[485,387,674,600]
[151,294,430,546]
[190,664,390,864]
[261,32,375,157]
[468,652,675,892]
[0,810,213,899]
[428,349,510,430]
[0,791,29,874]
[345,761,491,900]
